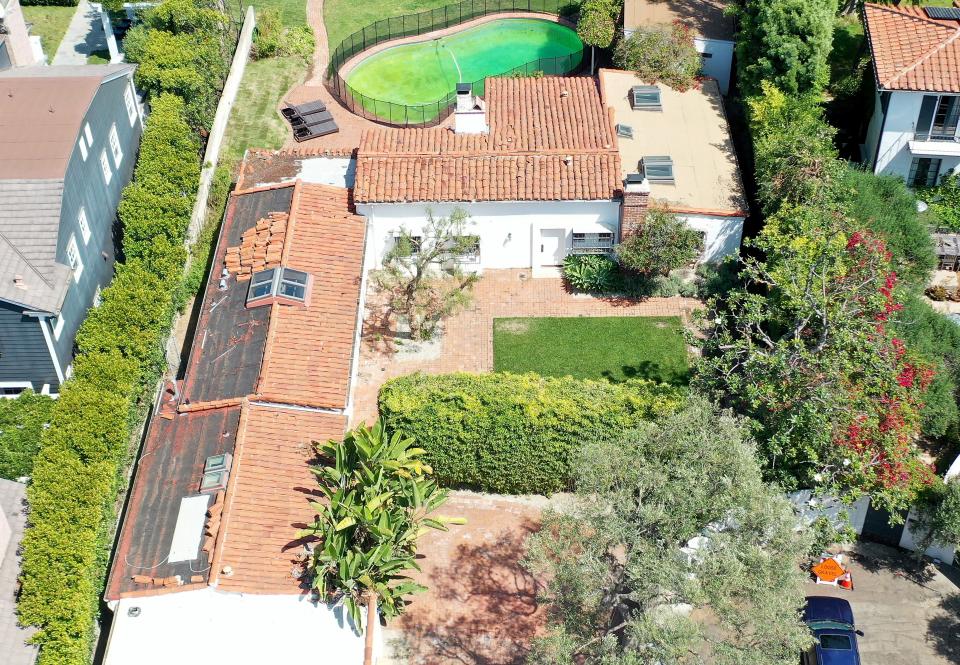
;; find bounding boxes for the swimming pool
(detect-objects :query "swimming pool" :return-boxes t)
[342,18,583,125]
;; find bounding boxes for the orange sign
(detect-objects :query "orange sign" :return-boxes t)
[812,557,846,583]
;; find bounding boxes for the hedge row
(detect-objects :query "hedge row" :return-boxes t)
[16,2,228,661]
[0,391,54,480]
[379,372,685,494]
[20,0,78,6]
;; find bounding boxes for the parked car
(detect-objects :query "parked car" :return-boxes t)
[801,596,863,665]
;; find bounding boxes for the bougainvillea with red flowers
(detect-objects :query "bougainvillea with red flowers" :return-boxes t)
[694,204,935,512]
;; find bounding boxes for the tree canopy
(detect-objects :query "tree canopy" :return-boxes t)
[614,21,701,91]
[524,397,812,665]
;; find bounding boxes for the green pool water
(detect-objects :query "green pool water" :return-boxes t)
[344,18,583,124]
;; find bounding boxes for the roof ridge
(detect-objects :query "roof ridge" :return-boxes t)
[867,1,955,31]
[0,229,55,290]
[883,10,960,88]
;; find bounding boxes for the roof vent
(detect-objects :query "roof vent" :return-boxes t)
[127,606,141,618]
[925,6,960,20]
[12,274,25,288]
[616,123,634,139]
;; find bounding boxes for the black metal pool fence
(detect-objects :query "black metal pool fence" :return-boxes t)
[328,0,583,128]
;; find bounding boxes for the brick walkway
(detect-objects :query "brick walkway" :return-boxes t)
[351,269,699,426]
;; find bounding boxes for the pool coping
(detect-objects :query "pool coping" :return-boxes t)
[336,12,577,80]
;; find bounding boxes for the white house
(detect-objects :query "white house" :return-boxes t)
[863,3,960,187]
[353,76,624,277]
[599,68,747,262]
[622,0,735,95]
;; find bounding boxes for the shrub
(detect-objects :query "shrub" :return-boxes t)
[0,392,54,480]
[20,0,77,5]
[562,254,618,292]
[614,21,700,91]
[923,170,960,231]
[252,9,315,61]
[615,208,702,275]
[379,372,685,494]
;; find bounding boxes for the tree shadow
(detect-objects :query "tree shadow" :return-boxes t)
[849,542,938,586]
[928,592,960,663]
[395,518,543,665]
[601,360,690,386]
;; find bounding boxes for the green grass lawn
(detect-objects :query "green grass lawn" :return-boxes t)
[87,49,111,64]
[493,316,690,385]
[220,56,307,164]
[250,0,307,27]
[22,6,75,60]
[324,0,453,52]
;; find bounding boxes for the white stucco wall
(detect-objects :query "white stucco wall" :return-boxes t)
[356,200,621,276]
[680,213,744,263]
[695,37,733,96]
[871,90,960,180]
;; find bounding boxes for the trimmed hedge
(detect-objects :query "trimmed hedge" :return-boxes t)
[0,392,54,480]
[20,0,78,5]
[379,373,685,494]
[16,2,229,662]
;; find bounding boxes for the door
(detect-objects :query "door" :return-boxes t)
[539,228,566,266]
[861,503,907,547]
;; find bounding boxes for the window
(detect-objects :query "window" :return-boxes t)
[1,386,28,397]
[630,85,662,110]
[84,123,93,145]
[448,235,480,263]
[916,95,960,140]
[77,207,91,244]
[100,150,112,184]
[615,123,634,139]
[572,232,615,254]
[51,312,65,340]
[109,124,123,167]
[819,634,853,651]
[392,235,423,257]
[909,157,941,187]
[700,51,713,59]
[66,235,83,279]
[124,86,138,125]
[642,156,675,183]
[78,137,88,161]
[246,267,310,305]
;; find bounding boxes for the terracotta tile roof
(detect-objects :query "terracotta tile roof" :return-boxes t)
[864,2,960,92]
[211,403,347,594]
[354,76,622,203]
[255,182,367,409]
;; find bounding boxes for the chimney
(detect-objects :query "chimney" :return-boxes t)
[620,174,651,239]
[454,83,488,135]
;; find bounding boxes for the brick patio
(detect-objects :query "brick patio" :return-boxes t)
[350,269,699,426]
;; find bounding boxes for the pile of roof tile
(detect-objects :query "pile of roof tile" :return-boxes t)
[282,100,339,142]
[224,212,288,281]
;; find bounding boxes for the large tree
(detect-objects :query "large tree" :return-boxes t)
[524,397,812,665]
[693,203,936,512]
[735,0,837,98]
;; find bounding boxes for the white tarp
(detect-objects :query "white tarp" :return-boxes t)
[167,495,211,563]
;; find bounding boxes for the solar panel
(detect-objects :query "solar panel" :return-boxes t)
[925,6,960,20]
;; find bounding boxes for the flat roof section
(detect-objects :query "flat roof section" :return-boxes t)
[623,0,735,41]
[181,184,295,405]
[600,69,746,216]
[106,405,243,599]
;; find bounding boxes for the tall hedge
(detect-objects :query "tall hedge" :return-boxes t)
[16,2,229,661]
[0,392,54,480]
[379,373,685,494]
[20,0,78,5]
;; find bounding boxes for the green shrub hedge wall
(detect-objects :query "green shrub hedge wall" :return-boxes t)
[20,0,78,6]
[16,2,228,661]
[379,373,685,494]
[0,392,54,480]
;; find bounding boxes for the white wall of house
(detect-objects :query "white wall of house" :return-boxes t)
[866,89,960,183]
[680,212,744,263]
[695,37,733,96]
[356,200,621,277]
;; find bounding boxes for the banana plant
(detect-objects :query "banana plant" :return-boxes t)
[298,419,464,632]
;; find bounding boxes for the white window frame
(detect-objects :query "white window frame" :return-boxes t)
[78,137,88,161]
[84,123,93,146]
[66,235,83,280]
[100,150,112,184]
[93,285,103,307]
[51,312,65,340]
[77,207,91,244]
[109,124,123,167]
[0,382,33,399]
[124,86,138,126]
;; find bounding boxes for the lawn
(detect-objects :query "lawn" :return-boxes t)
[21,6,75,61]
[324,0,453,52]
[250,0,307,27]
[220,56,307,164]
[493,316,690,385]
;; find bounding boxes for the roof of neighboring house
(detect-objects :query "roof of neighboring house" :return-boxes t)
[353,76,622,203]
[107,177,366,601]
[623,0,735,42]
[863,2,960,92]
[599,69,746,216]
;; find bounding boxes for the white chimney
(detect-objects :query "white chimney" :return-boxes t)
[454,83,487,135]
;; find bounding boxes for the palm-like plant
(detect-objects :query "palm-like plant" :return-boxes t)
[298,420,462,631]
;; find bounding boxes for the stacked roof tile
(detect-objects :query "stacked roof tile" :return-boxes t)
[225,212,289,280]
[864,2,960,92]
[354,76,622,203]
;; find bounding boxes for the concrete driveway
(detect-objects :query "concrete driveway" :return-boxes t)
[808,542,959,664]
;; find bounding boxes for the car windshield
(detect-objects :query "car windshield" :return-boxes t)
[820,634,853,650]
[808,620,854,631]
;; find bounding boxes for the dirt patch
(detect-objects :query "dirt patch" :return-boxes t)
[495,319,530,335]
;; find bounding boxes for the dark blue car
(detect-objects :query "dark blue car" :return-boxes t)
[802,596,863,665]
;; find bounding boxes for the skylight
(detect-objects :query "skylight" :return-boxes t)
[642,156,675,183]
[630,85,662,111]
[247,267,310,305]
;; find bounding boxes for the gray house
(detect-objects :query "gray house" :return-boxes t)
[0,65,143,396]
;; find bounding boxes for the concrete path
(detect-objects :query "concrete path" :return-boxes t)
[52,0,107,65]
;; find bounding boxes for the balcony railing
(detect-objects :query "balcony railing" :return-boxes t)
[913,132,960,143]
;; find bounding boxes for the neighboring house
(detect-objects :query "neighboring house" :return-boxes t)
[863,3,960,187]
[622,0,735,95]
[0,0,41,69]
[103,179,374,663]
[0,478,36,665]
[0,65,143,396]
[600,68,747,262]
[353,76,624,277]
